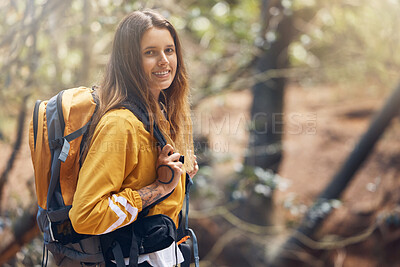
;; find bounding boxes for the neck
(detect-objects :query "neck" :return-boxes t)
[150,88,160,100]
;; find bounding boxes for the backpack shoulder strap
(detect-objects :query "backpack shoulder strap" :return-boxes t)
[122,101,174,217]
[122,101,167,148]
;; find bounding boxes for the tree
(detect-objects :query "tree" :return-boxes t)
[234,0,295,230]
[245,0,295,172]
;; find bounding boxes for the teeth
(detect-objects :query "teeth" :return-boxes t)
[154,71,169,75]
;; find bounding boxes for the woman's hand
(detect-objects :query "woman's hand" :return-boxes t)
[187,155,199,179]
[156,144,183,193]
[138,144,182,208]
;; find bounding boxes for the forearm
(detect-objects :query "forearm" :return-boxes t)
[137,181,168,208]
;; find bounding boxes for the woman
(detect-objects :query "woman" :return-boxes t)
[69,9,198,266]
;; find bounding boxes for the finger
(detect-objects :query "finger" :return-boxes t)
[170,161,183,169]
[175,161,183,168]
[161,144,174,156]
[171,166,182,177]
[167,152,181,162]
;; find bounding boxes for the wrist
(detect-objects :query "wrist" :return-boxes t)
[154,179,170,195]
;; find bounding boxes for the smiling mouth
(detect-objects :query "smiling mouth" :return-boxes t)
[153,70,170,77]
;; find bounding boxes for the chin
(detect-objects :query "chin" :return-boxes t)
[160,82,173,90]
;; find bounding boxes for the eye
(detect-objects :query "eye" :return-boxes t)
[144,50,154,55]
[165,47,175,54]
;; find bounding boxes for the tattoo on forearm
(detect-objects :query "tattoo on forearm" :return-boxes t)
[156,165,174,184]
[138,183,162,208]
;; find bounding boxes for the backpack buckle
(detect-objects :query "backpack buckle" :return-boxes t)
[49,137,64,150]
[49,137,71,162]
[58,138,70,162]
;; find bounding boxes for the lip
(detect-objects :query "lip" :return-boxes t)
[152,70,171,78]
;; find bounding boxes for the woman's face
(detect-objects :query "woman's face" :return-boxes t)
[141,27,177,99]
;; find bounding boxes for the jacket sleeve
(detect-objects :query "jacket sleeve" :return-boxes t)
[69,110,143,235]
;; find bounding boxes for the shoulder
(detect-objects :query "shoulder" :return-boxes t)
[99,108,144,127]
[96,108,146,135]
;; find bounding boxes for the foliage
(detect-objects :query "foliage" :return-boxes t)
[1,0,398,136]
[289,0,400,90]
[231,165,289,201]
[1,0,400,265]
[0,0,262,138]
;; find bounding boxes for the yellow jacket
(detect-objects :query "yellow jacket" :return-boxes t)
[69,108,185,235]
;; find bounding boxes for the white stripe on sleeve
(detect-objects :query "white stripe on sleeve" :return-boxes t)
[112,195,139,224]
[101,195,139,235]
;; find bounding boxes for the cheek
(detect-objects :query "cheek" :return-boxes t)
[142,58,154,74]
[171,56,178,72]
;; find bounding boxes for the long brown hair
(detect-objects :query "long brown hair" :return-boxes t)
[86,10,194,170]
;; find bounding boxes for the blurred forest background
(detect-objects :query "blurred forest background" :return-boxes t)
[1,0,400,266]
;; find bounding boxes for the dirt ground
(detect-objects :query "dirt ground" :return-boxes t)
[195,83,400,266]
[278,85,400,267]
[1,83,400,266]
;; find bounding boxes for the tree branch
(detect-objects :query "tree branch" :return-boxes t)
[0,206,39,266]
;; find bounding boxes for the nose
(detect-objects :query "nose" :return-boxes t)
[158,52,169,66]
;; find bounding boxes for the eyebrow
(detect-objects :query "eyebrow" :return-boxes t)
[143,44,175,50]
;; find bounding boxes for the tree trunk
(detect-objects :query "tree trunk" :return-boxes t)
[237,0,295,227]
[245,1,295,173]
[227,2,296,265]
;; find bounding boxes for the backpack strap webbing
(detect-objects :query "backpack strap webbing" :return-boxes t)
[57,90,66,134]
[111,241,126,267]
[46,90,66,210]
[48,119,91,161]
[179,174,200,267]
[33,100,42,149]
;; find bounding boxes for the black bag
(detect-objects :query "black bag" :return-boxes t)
[101,214,177,267]
[134,214,177,254]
